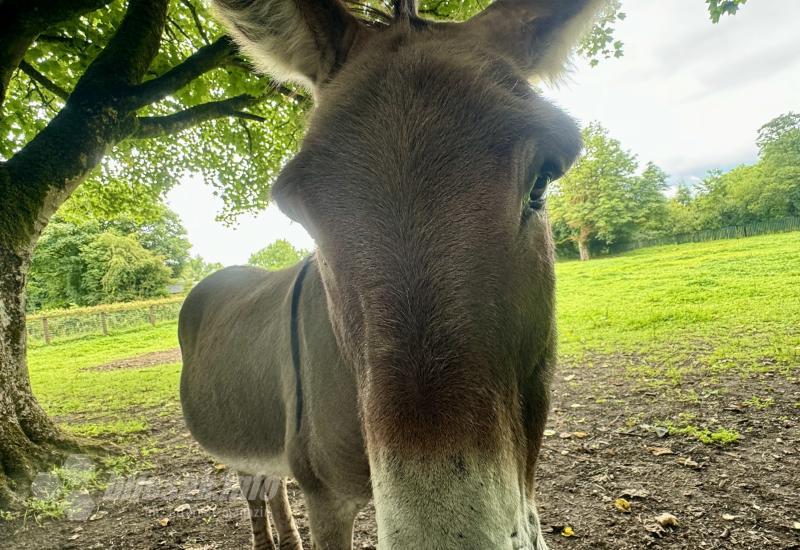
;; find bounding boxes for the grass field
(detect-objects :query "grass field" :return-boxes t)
[557,232,800,369]
[29,323,180,439]
[28,231,800,435]
[10,232,799,549]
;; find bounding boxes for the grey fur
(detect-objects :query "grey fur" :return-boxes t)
[181,0,605,548]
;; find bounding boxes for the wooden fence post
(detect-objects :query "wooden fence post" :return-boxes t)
[42,317,51,345]
[148,305,156,326]
[100,312,109,336]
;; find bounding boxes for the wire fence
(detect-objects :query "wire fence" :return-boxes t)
[607,216,800,255]
[26,297,184,346]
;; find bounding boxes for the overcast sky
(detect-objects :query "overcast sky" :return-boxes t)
[167,0,800,266]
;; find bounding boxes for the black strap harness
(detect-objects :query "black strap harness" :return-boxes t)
[290,256,312,433]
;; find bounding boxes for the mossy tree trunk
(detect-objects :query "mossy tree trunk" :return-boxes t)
[0,244,66,506]
[0,0,170,508]
[0,0,273,506]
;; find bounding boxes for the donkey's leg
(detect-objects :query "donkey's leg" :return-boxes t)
[267,478,303,550]
[239,473,277,550]
[305,490,360,550]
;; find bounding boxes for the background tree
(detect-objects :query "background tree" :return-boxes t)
[27,204,190,310]
[687,113,800,230]
[755,112,799,153]
[548,122,639,260]
[549,124,668,259]
[628,162,669,239]
[248,239,309,271]
[757,113,800,218]
[26,221,98,311]
[674,182,694,206]
[181,254,224,287]
[105,206,192,278]
[79,232,172,304]
[662,183,700,236]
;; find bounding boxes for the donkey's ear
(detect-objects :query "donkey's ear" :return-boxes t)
[212,0,364,90]
[464,0,607,81]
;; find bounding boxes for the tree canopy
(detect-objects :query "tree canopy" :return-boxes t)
[684,113,800,230]
[549,112,800,260]
[1,0,307,233]
[27,205,191,310]
[248,239,309,271]
[181,254,224,286]
[548,123,668,259]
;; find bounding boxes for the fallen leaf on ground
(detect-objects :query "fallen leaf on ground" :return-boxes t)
[677,456,699,468]
[722,513,736,521]
[648,446,674,456]
[543,429,556,437]
[561,526,576,537]
[158,518,170,527]
[655,513,679,528]
[214,463,227,471]
[614,498,631,513]
[573,431,589,439]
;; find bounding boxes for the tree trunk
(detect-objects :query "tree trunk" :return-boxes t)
[578,237,591,261]
[0,242,66,507]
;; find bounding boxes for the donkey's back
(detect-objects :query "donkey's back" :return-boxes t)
[179,264,299,476]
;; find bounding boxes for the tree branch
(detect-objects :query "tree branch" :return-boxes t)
[168,15,196,46]
[1,0,116,26]
[0,0,114,108]
[3,0,169,246]
[180,0,210,45]
[128,36,236,109]
[74,0,169,99]
[130,94,264,139]
[18,60,69,100]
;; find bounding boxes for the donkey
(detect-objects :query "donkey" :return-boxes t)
[179,0,604,548]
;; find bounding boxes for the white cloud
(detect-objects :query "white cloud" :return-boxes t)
[543,0,800,183]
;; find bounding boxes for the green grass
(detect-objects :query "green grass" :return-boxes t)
[24,232,800,446]
[28,322,180,438]
[556,232,800,378]
[745,396,775,410]
[21,463,107,524]
[666,424,742,445]
[24,497,67,523]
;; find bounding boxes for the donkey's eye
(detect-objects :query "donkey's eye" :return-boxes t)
[527,174,552,211]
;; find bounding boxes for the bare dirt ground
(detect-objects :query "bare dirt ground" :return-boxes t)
[85,349,183,372]
[3,355,799,549]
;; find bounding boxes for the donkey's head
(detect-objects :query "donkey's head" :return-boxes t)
[214,0,602,546]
